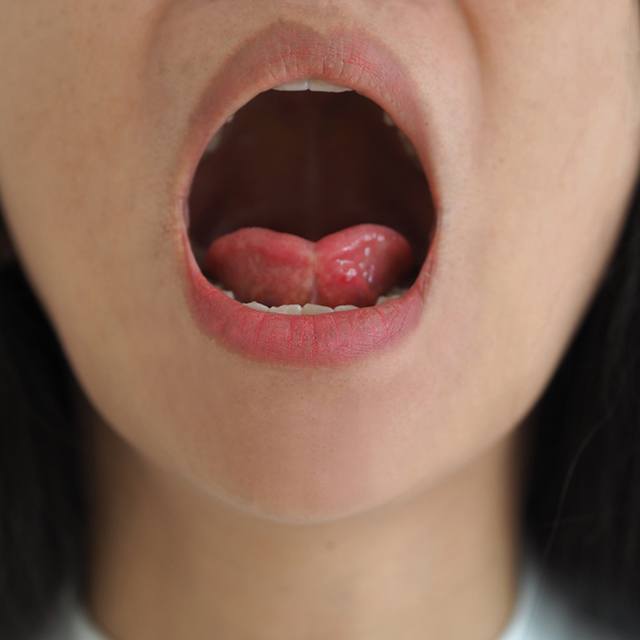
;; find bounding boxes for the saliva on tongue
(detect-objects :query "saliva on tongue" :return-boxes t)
[204,223,415,308]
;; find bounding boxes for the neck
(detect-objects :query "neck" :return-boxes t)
[83,403,524,640]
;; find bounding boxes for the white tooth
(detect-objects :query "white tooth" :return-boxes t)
[271,304,303,315]
[223,290,235,299]
[383,112,395,127]
[398,129,417,157]
[273,80,310,91]
[246,301,270,312]
[397,130,422,171]
[226,114,234,124]
[302,304,334,315]
[376,296,388,305]
[205,131,223,154]
[388,286,408,297]
[334,305,358,312]
[308,79,352,93]
[273,79,353,92]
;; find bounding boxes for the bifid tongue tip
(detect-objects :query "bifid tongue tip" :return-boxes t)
[204,223,415,308]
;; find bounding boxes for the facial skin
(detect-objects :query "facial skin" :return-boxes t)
[1,2,639,639]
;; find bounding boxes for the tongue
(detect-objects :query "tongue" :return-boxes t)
[204,223,415,308]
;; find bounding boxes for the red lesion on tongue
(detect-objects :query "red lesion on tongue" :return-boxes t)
[204,223,415,308]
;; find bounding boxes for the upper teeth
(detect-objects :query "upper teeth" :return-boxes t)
[273,79,352,93]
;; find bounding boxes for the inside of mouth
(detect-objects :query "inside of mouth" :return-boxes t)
[187,88,436,311]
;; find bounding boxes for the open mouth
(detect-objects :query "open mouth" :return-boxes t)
[186,81,436,315]
[178,23,440,366]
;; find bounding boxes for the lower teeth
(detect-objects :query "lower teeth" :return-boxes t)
[212,285,408,314]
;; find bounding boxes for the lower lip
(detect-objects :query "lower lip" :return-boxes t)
[183,233,438,367]
[177,21,440,367]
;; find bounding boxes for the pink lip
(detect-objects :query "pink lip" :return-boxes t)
[175,20,441,367]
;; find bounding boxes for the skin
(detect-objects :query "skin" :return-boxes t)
[1,2,639,639]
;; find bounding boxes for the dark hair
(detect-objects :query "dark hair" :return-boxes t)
[0,217,87,639]
[524,178,640,635]
[1,177,640,638]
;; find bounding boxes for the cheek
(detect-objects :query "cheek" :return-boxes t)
[415,0,640,489]
[474,3,640,404]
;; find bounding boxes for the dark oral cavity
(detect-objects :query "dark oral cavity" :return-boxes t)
[187,89,435,309]
[204,223,415,308]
